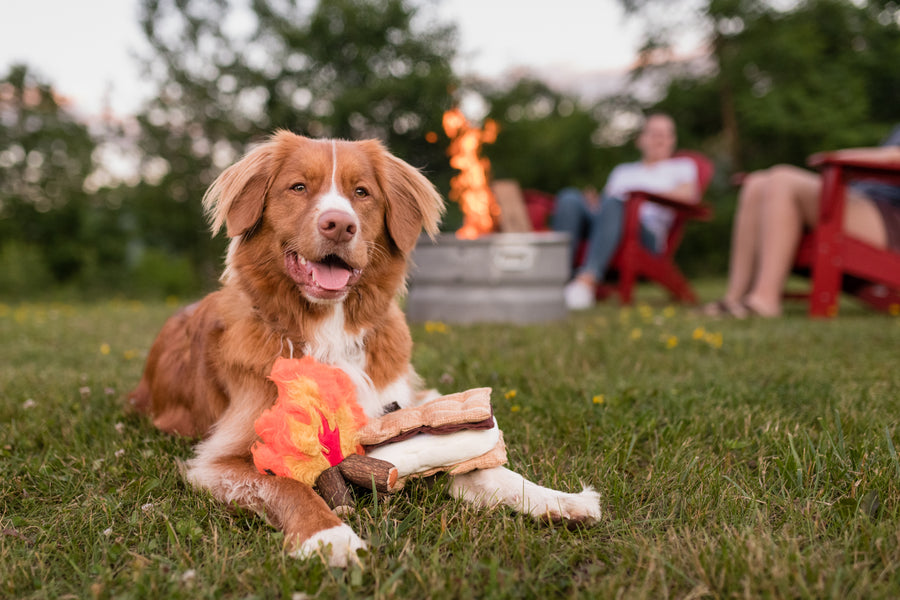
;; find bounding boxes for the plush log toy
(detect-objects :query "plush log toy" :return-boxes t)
[251,356,507,514]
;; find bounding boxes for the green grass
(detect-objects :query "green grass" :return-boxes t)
[3,282,900,599]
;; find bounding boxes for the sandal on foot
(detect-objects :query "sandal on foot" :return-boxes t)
[699,299,749,318]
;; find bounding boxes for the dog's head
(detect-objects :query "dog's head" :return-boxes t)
[203,131,444,304]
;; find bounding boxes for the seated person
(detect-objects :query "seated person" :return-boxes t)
[703,125,900,318]
[553,112,699,310]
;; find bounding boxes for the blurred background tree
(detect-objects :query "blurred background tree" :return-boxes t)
[623,0,900,171]
[476,78,639,193]
[0,65,129,295]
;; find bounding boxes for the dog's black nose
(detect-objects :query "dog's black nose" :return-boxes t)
[318,210,358,243]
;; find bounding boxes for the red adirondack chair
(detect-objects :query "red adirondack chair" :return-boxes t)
[523,150,714,304]
[793,150,900,317]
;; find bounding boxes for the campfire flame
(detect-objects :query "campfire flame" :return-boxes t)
[442,107,500,239]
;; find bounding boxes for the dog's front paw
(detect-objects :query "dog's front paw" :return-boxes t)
[538,486,602,526]
[289,524,367,568]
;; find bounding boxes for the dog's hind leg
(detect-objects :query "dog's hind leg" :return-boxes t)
[448,466,601,526]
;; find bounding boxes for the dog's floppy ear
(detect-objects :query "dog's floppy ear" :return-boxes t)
[203,139,275,238]
[369,142,445,254]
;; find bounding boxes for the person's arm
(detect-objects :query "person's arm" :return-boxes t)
[813,146,900,164]
[651,180,699,205]
[648,158,700,204]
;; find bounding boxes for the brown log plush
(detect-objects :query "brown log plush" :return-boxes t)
[338,454,399,492]
[315,465,353,514]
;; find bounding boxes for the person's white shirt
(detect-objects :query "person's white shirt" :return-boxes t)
[603,156,697,250]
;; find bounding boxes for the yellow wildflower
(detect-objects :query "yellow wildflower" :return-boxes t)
[665,335,678,349]
[424,321,448,334]
[510,405,521,413]
[638,304,653,322]
[592,395,605,405]
[504,389,517,400]
[630,328,642,340]
[705,332,724,349]
[100,343,111,355]
[692,327,706,340]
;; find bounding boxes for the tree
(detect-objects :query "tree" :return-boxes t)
[0,64,123,294]
[622,0,900,170]
[130,0,459,284]
[475,78,636,194]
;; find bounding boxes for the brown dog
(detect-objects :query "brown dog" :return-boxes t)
[130,131,600,567]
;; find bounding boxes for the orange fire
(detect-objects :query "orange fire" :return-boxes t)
[251,356,367,486]
[442,107,500,239]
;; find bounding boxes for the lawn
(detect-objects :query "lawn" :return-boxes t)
[2,282,900,599]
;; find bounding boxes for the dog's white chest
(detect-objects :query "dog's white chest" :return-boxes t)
[302,309,411,418]
[303,309,366,372]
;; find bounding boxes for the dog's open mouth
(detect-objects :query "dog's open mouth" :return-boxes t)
[285,252,362,301]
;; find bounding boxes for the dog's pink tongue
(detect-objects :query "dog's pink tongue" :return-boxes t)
[312,263,352,290]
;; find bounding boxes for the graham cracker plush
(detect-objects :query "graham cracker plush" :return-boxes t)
[357,387,496,446]
[354,387,507,490]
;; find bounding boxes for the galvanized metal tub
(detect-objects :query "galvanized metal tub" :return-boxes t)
[405,232,570,324]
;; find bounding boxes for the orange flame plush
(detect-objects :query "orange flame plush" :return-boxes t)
[251,356,368,486]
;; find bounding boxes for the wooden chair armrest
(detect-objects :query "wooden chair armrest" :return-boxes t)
[627,190,713,220]
[808,150,900,224]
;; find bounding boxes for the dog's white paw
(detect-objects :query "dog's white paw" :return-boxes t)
[289,524,367,568]
[533,486,602,525]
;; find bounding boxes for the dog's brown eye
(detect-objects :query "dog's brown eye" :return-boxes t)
[354,187,369,198]
[291,183,306,192]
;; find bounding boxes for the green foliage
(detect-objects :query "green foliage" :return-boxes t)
[674,189,737,277]
[720,0,896,168]
[636,0,900,170]
[130,248,201,298]
[0,241,54,296]
[0,65,114,292]
[4,293,900,597]
[479,78,622,192]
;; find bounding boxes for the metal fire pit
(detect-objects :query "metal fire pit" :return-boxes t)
[405,232,570,324]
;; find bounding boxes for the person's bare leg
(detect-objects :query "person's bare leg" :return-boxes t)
[744,169,891,316]
[843,192,888,248]
[743,166,822,316]
[722,170,769,304]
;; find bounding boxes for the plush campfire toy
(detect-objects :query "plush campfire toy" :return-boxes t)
[251,356,507,514]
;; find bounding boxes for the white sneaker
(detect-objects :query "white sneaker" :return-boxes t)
[564,279,596,310]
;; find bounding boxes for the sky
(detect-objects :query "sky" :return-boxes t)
[0,0,646,119]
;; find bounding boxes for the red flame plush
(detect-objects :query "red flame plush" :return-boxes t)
[251,356,367,486]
